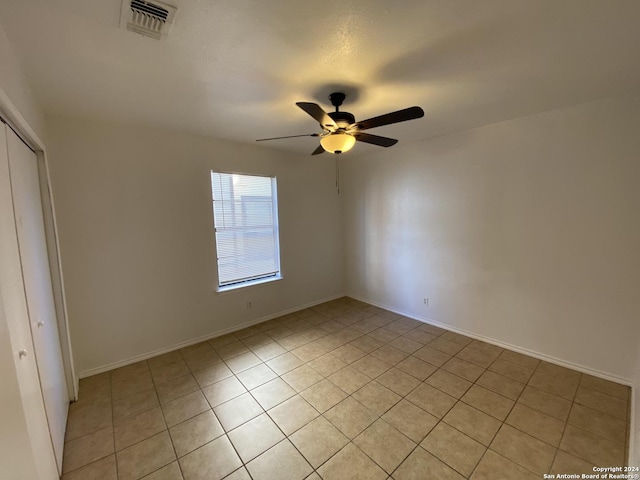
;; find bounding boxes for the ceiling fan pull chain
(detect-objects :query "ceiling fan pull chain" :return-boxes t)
[336,156,341,195]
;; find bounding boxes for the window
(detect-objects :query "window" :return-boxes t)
[210,171,281,290]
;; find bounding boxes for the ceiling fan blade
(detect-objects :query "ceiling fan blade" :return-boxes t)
[353,132,398,147]
[352,106,424,131]
[256,133,319,142]
[296,102,337,129]
[311,145,325,155]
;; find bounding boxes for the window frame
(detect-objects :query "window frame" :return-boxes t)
[210,170,283,292]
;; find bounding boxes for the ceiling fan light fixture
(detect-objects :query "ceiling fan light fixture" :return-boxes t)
[257,94,424,156]
[320,133,356,154]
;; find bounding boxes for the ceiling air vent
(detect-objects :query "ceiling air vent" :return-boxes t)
[120,0,177,39]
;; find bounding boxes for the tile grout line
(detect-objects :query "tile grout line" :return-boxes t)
[465,348,544,478]
[547,369,583,476]
[149,353,185,480]
[111,370,119,480]
[221,308,353,479]
[469,354,530,478]
[61,373,118,477]
[113,361,170,479]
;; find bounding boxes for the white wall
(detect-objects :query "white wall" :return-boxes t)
[343,95,640,382]
[46,117,344,375]
[0,24,45,140]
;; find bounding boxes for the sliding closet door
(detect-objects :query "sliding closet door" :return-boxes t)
[7,127,68,470]
[1,125,58,479]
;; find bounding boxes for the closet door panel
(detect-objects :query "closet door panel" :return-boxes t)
[0,124,58,479]
[7,127,68,471]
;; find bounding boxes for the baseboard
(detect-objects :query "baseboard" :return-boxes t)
[630,388,636,466]
[347,293,633,386]
[78,292,346,378]
[73,375,79,402]
[82,290,631,384]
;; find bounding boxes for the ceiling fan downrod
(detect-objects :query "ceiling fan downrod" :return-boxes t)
[327,92,355,126]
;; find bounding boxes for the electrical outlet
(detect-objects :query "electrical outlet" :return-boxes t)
[246,301,252,309]
[423,297,429,306]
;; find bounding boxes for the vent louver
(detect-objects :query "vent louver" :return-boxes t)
[120,0,177,39]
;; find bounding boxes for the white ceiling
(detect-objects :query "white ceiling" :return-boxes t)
[1,0,640,155]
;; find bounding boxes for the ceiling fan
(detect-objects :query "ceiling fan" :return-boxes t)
[256,92,425,155]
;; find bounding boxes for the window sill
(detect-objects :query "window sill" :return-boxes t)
[216,275,283,294]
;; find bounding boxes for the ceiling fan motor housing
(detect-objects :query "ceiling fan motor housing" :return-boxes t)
[328,111,355,127]
[329,92,346,107]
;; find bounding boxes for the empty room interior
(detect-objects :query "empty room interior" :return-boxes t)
[1,1,640,479]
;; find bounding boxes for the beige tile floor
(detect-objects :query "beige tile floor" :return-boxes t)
[62,297,631,479]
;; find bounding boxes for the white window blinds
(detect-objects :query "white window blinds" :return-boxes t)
[211,172,281,289]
